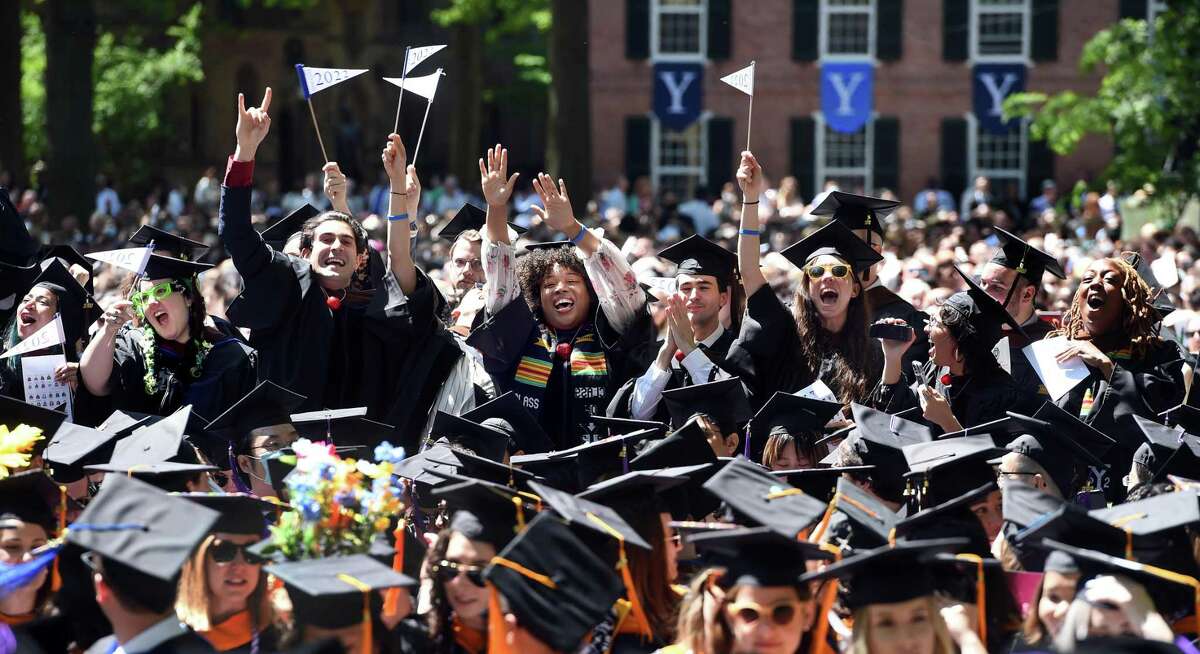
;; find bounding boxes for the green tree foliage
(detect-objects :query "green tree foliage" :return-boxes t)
[432,0,552,97]
[1004,5,1200,221]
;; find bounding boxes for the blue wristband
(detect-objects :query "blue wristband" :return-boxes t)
[387,213,409,223]
[739,228,761,237]
[570,224,587,244]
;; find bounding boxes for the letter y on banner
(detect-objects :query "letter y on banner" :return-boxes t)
[821,62,874,133]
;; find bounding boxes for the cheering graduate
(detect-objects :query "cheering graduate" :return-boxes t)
[730,152,883,408]
[78,253,258,421]
[467,144,654,447]
[873,266,1041,434]
[609,235,739,422]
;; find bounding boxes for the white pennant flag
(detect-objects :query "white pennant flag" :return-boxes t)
[86,247,154,276]
[720,61,756,96]
[383,69,444,101]
[296,64,370,99]
[1,315,65,359]
[405,45,447,75]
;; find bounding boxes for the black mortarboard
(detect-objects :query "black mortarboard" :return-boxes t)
[0,470,64,531]
[558,430,660,489]
[0,188,37,266]
[1121,251,1175,319]
[260,205,319,248]
[809,191,900,238]
[841,403,932,500]
[177,492,282,535]
[780,220,883,274]
[86,461,216,493]
[1091,491,1200,539]
[688,526,833,587]
[205,381,306,439]
[828,476,900,549]
[1032,401,1117,457]
[523,241,575,252]
[529,480,651,551]
[463,392,555,455]
[657,235,737,287]
[97,410,158,437]
[630,416,717,470]
[799,538,969,608]
[1036,539,1200,614]
[1000,483,1064,571]
[590,415,669,440]
[394,445,461,487]
[941,266,1027,350]
[1132,416,1200,481]
[661,377,752,434]
[989,227,1065,286]
[0,261,39,316]
[432,478,526,549]
[140,253,214,281]
[108,405,196,466]
[484,512,624,653]
[902,435,1004,507]
[1000,411,1108,497]
[774,466,874,503]
[436,448,541,492]
[578,468,688,507]
[66,473,219,582]
[1162,404,1200,435]
[29,259,97,355]
[0,395,67,435]
[43,422,122,483]
[40,245,93,279]
[749,392,843,441]
[436,203,527,241]
[430,411,510,463]
[128,225,210,262]
[268,554,415,630]
[892,481,996,551]
[1012,503,1127,560]
[702,457,827,539]
[290,408,394,450]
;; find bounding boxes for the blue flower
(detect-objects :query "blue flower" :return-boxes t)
[374,442,405,464]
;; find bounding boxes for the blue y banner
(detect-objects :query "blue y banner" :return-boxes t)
[653,63,704,131]
[973,63,1026,135]
[820,62,874,134]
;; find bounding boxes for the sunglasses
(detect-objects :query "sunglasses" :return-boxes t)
[726,600,802,627]
[433,560,486,588]
[209,540,263,565]
[804,264,850,280]
[130,280,186,316]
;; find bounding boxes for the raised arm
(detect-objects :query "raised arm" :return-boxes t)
[736,151,768,297]
[79,300,135,396]
[381,133,418,295]
[479,144,521,315]
[323,162,351,215]
[219,88,273,274]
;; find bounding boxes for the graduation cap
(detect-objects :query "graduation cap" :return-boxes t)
[290,408,394,449]
[0,470,67,532]
[260,204,319,248]
[902,435,1004,508]
[1000,483,1064,571]
[1000,411,1109,497]
[589,415,668,440]
[1132,416,1200,482]
[128,225,210,262]
[532,480,651,551]
[657,235,737,287]
[661,377,753,435]
[749,392,843,441]
[773,466,874,503]
[799,538,970,609]
[0,395,67,436]
[561,430,661,489]
[0,187,37,266]
[1090,491,1200,539]
[483,512,624,653]
[393,445,462,487]
[268,554,415,631]
[436,203,528,241]
[430,411,510,463]
[463,392,555,456]
[107,405,196,466]
[141,253,214,281]
[840,403,933,501]
[892,481,996,552]
[1012,503,1128,560]
[629,415,717,471]
[28,258,98,354]
[66,473,219,582]
[825,476,901,550]
[522,241,575,253]
[687,526,834,587]
[809,191,900,238]
[43,422,123,483]
[433,448,542,492]
[86,461,217,493]
[989,227,1066,288]
[702,456,827,539]
[97,410,158,437]
[205,381,306,443]
[941,265,1027,349]
[176,492,284,535]
[1121,251,1175,320]
[432,478,527,549]
[1161,404,1200,435]
[40,245,94,279]
[780,220,883,274]
[576,468,689,519]
[1032,401,1116,457]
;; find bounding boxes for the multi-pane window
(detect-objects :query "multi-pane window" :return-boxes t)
[653,119,707,199]
[816,118,873,194]
[821,0,875,58]
[972,0,1029,60]
[652,0,706,60]
[970,116,1028,199]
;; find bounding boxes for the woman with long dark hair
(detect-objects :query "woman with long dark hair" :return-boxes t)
[79,253,257,420]
[729,151,883,409]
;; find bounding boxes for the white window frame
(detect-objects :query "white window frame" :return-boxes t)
[813,112,875,195]
[966,112,1028,201]
[819,0,876,61]
[970,0,1031,64]
[650,112,710,199]
[650,0,707,62]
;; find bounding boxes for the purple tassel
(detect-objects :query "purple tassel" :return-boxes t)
[743,426,751,458]
[228,445,253,494]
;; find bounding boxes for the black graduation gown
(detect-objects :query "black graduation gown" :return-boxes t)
[219,184,461,453]
[1055,339,1186,502]
[866,285,930,374]
[870,362,1041,434]
[84,630,216,654]
[605,328,736,422]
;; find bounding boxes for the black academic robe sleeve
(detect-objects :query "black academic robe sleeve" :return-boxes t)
[465,296,539,377]
[725,286,816,401]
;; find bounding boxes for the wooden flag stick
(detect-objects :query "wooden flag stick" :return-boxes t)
[307,98,330,163]
[392,46,411,134]
[745,61,756,151]
[412,97,433,167]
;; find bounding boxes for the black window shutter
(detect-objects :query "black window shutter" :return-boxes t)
[940,117,968,201]
[790,117,817,201]
[943,0,969,62]
[625,115,652,182]
[1031,0,1059,62]
[626,0,650,60]
[872,117,900,193]
[706,117,734,194]
[707,0,731,60]
[1027,136,1055,205]
[793,0,819,62]
[876,0,903,62]
[1118,0,1145,19]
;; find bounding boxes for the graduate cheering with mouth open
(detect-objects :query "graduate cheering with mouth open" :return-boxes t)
[218,88,460,453]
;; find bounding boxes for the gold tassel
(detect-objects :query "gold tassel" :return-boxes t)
[335,574,373,654]
[512,496,526,533]
[586,512,653,641]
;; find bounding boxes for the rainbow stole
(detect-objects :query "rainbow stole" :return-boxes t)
[508,324,610,435]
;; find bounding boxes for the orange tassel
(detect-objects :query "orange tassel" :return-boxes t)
[955,554,986,645]
[617,541,653,641]
[809,545,842,654]
[487,583,512,654]
[382,518,407,617]
[809,495,839,543]
[51,485,66,591]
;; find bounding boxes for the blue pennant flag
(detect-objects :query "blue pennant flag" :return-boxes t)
[973,63,1026,135]
[821,62,874,134]
[653,63,704,131]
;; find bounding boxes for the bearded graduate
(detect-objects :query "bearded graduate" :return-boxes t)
[465,144,654,448]
[217,88,460,452]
